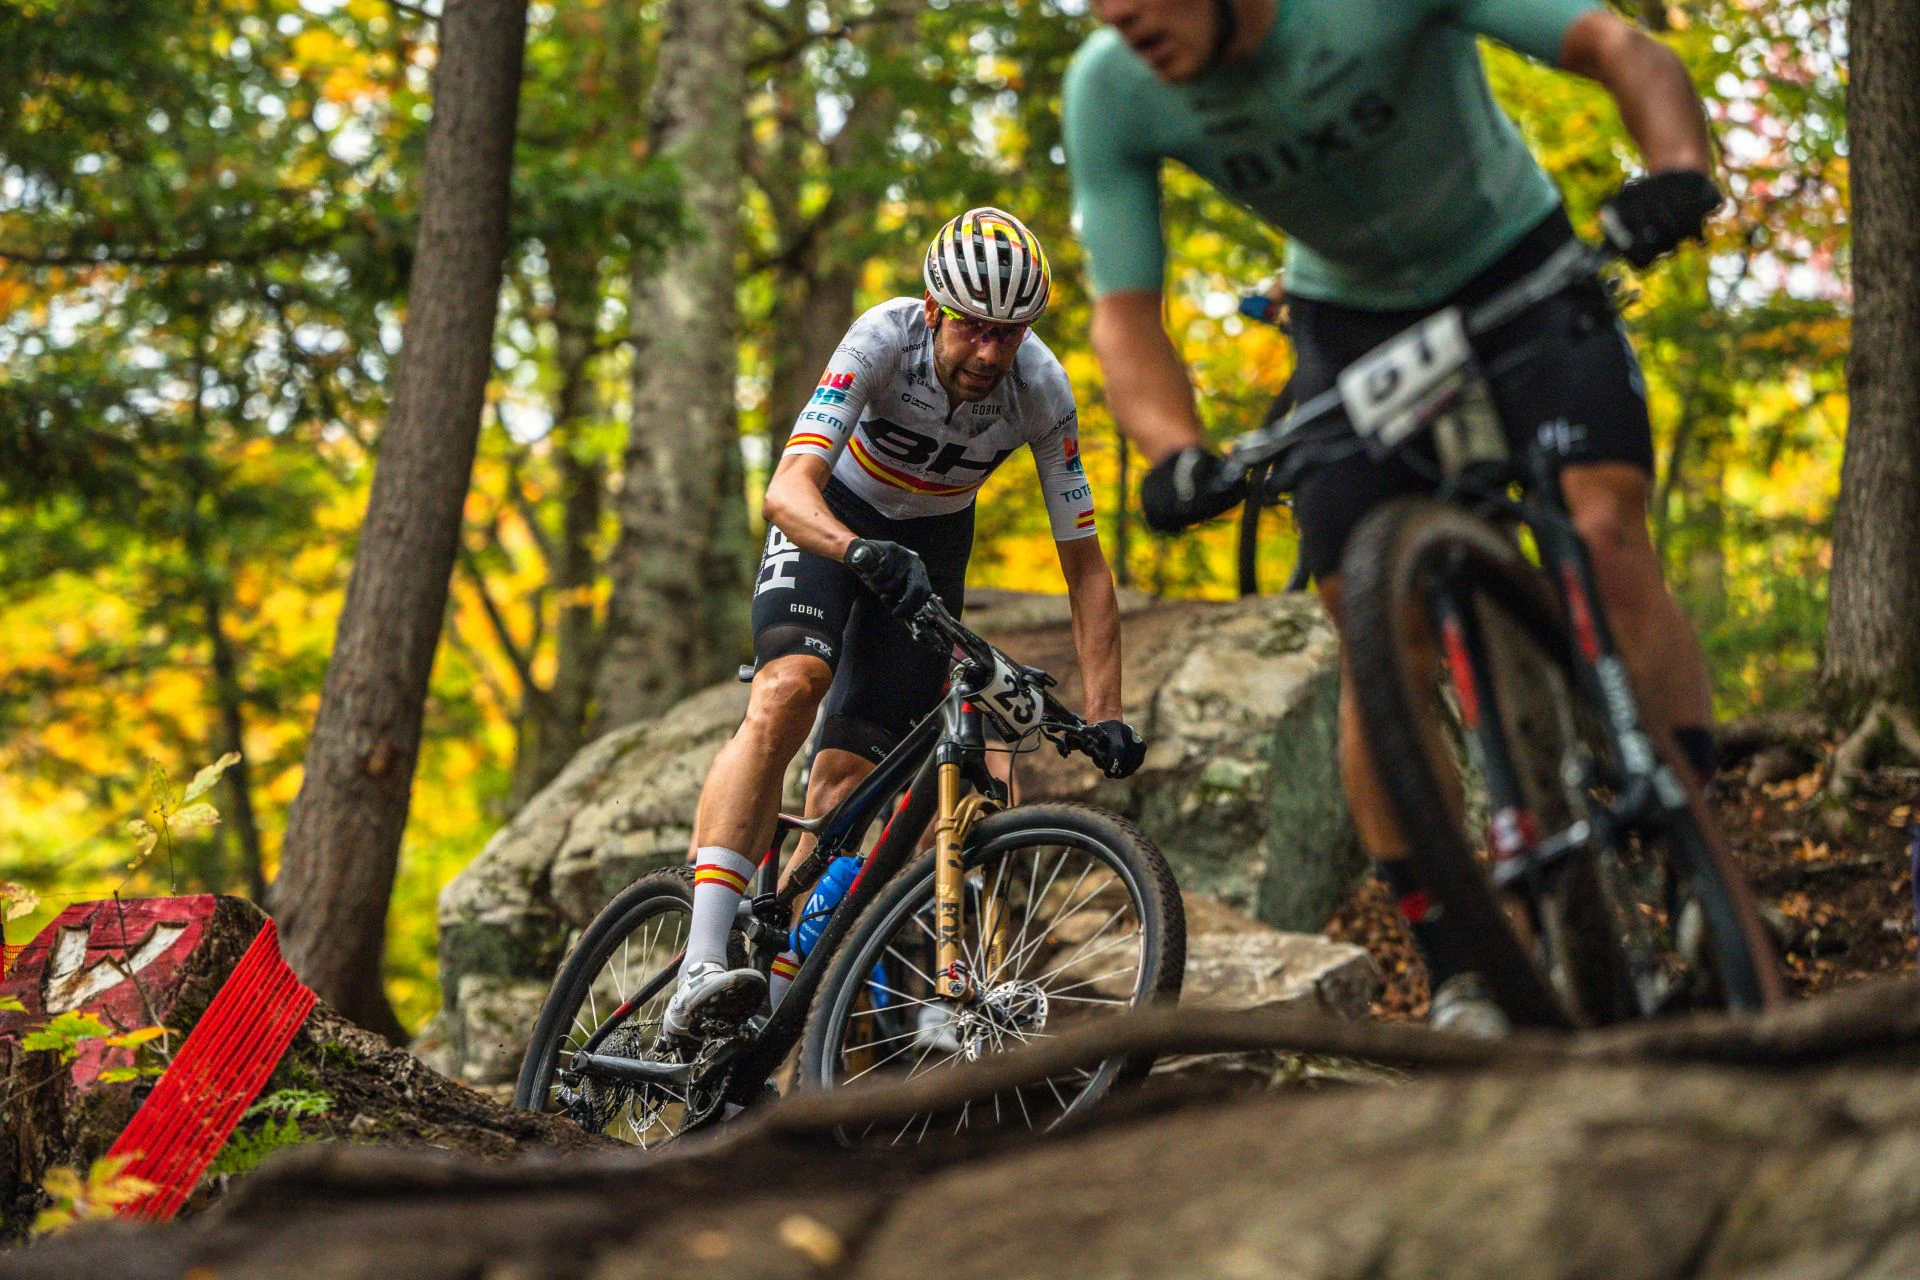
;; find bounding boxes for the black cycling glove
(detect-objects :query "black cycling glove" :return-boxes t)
[845,538,934,620]
[1599,171,1723,268]
[1086,720,1147,780]
[1140,446,1247,534]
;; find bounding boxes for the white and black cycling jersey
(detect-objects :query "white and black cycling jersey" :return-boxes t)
[780,297,1097,541]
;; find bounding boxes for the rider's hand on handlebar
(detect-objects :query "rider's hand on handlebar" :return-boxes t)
[1141,446,1247,534]
[1599,171,1723,268]
[845,538,933,620]
[1085,720,1147,779]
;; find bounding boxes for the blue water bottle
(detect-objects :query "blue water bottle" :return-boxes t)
[791,856,862,957]
[790,856,889,1007]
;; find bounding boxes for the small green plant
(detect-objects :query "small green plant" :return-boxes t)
[31,1154,158,1236]
[246,1088,334,1121]
[20,1013,166,1067]
[126,752,241,887]
[0,995,25,1014]
[207,1091,333,1179]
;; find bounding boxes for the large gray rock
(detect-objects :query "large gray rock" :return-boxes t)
[1179,894,1380,1020]
[425,591,1365,1083]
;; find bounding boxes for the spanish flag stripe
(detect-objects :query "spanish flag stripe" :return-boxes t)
[848,437,978,496]
[771,956,800,979]
[695,866,750,893]
[785,433,836,451]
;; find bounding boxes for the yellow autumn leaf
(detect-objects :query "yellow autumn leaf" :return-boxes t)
[180,751,242,804]
[105,1025,166,1049]
[0,880,38,922]
[168,803,221,834]
[127,818,159,863]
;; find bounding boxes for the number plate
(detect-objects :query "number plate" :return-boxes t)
[980,653,1041,736]
[1337,307,1471,451]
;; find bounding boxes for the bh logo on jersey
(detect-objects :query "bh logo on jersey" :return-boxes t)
[811,371,855,409]
[1062,434,1084,474]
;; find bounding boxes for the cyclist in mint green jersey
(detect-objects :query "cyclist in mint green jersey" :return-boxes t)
[1066,0,1725,1034]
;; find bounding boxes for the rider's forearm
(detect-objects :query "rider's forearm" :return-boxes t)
[1058,538,1124,724]
[763,455,857,561]
[1090,291,1207,465]
[1560,10,1714,175]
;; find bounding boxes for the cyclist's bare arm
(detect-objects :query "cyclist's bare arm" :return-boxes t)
[762,453,856,561]
[1057,534,1124,724]
[1559,10,1713,173]
[1089,290,1206,465]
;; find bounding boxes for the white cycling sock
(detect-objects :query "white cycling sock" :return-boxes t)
[686,847,757,972]
[769,950,801,1009]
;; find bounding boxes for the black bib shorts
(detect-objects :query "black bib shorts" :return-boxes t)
[750,477,974,762]
[1288,207,1656,582]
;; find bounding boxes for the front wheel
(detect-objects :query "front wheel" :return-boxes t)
[1340,499,1783,1027]
[798,802,1183,1141]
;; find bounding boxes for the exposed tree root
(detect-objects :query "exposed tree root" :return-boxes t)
[1827,699,1920,802]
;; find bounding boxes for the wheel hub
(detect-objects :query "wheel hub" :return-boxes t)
[956,980,1049,1062]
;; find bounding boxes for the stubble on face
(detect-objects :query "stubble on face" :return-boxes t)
[931,326,1012,403]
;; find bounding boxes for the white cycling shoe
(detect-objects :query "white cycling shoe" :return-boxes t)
[912,1002,962,1054]
[662,961,767,1041]
[1428,972,1511,1040]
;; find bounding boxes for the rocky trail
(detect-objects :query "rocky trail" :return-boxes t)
[13,980,1920,1279]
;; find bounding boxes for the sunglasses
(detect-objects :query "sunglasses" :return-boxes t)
[939,305,1029,346]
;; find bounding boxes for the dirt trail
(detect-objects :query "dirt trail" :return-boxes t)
[12,981,1920,1280]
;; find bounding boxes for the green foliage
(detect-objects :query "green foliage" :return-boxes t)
[205,1112,315,1179]
[19,1011,165,1064]
[206,1087,335,1179]
[246,1087,334,1121]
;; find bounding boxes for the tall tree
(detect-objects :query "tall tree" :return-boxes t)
[593,0,752,731]
[1822,0,1920,781]
[274,0,530,1040]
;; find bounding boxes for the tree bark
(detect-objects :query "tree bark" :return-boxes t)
[1823,0,1920,716]
[592,0,752,732]
[274,0,528,1042]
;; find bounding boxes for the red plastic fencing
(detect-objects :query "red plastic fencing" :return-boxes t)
[106,918,316,1221]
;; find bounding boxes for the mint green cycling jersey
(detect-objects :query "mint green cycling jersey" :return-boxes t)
[1064,0,1598,309]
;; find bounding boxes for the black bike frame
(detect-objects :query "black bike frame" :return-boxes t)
[567,653,1017,1106]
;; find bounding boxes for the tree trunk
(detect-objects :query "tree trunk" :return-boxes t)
[1823,0,1920,716]
[274,0,528,1042]
[592,0,751,732]
[765,257,861,458]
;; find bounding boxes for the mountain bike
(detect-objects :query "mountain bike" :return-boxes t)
[512,587,1184,1147]
[1228,237,1786,1028]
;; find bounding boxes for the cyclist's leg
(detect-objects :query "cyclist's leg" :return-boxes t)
[1527,296,1713,783]
[1287,297,1482,998]
[674,529,858,1028]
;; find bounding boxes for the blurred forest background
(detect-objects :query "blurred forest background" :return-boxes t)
[0,0,1855,1030]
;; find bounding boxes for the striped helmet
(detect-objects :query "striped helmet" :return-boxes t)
[923,207,1052,325]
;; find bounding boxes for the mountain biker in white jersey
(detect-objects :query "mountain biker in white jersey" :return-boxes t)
[1066,0,1726,1034]
[664,208,1147,1040]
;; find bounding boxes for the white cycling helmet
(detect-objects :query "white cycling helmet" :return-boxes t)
[923,206,1052,326]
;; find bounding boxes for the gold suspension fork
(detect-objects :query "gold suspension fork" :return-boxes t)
[932,764,998,1002]
[932,762,970,1002]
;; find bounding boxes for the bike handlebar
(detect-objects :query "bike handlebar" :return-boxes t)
[1225,238,1621,495]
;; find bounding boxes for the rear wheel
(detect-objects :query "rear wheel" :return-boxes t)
[513,867,742,1148]
[1341,499,1782,1026]
[798,802,1183,1141]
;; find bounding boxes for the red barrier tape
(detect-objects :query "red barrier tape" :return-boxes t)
[105,919,316,1221]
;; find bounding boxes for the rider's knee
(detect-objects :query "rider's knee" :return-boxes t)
[1566,472,1662,616]
[740,658,830,745]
